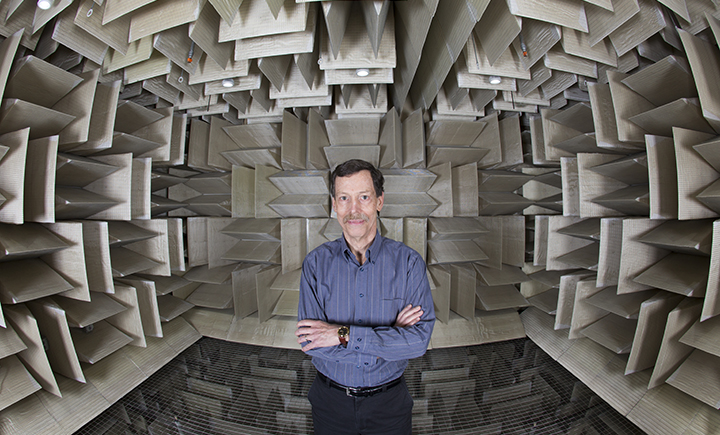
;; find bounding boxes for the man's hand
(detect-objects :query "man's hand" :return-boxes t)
[394,305,423,327]
[295,320,342,352]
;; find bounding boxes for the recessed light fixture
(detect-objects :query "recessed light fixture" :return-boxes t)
[222,78,235,88]
[356,68,370,77]
[489,76,502,85]
[37,0,53,9]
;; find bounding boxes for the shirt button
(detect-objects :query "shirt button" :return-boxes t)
[358,320,363,324]
[364,362,369,366]
[359,293,364,298]
[357,366,360,368]
[359,267,364,272]
[355,346,359,350]
[357,338,362,342]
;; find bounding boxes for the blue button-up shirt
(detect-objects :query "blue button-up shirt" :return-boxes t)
[298,231,435,388]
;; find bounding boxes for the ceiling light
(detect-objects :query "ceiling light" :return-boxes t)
[356,68,370,77]
[222,78,235,88]
[489,76,502,85]
[37,0,53,9]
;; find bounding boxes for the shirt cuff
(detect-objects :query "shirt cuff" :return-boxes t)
[350,325,372,356]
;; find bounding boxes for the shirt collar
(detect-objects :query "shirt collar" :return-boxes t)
[341,230,383,265]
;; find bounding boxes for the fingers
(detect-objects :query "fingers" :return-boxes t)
[302,341,317,352]
[295,320,315,349]
[406,310,423,320]
[398,304,418,316]
[295,319,323,338]
[295,327,310,337]
[299,332,336,352]
[296,332,310,343]
[296,328,315,350]
[397,306,422,320]
[394,305,424,327]
[396,306,412,321]
[295,320,341,351]
[296,319,320,329]
[402,310,423,327]
[400,305,422,316]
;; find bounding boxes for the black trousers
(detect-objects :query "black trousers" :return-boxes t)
[308,373,414,435]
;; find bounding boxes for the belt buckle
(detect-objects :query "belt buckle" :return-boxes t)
[345,386,353,397]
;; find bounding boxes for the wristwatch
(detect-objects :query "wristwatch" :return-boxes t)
[338,326,349,347]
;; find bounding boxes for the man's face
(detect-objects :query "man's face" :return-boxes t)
[332,170,384,245]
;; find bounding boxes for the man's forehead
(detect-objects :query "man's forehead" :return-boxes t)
[336,171,373,185]
[335,184,373,193]
[334,171,375,194]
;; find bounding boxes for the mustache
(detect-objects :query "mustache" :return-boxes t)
[343,213,369,223]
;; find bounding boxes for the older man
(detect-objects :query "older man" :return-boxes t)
[295,159,435,435]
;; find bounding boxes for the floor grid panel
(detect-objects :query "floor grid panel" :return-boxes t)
[76,337,644,434]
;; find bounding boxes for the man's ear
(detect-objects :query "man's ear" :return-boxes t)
[376,192,384,212]
[331,195,336,213]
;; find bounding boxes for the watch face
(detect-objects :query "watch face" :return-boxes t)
[338,326,349,337]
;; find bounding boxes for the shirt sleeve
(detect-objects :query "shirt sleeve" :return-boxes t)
[298,248,435,363]
[350,253,435,362]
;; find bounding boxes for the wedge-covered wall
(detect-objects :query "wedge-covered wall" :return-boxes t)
[1,0,720,434]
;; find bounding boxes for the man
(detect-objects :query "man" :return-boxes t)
[295,159,435,435]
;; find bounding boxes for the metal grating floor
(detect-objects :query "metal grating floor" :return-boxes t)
[75,337,645,434]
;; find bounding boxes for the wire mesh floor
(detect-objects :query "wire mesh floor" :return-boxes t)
[75,337,645,434]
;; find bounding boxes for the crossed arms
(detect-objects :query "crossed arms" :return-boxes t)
[295,250,435,363]
[295,304,424,351]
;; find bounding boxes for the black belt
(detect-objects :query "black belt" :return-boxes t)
[317,372,403,397]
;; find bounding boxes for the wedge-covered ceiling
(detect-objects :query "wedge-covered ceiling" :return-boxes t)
[0,0,699,119]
